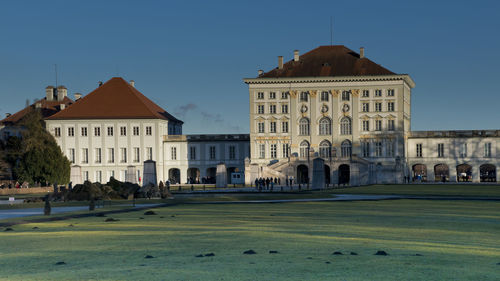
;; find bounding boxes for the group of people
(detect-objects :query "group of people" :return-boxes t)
[254,177,280,191]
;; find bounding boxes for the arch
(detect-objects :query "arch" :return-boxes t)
[434,164,449,182]
[168,168,180,184]
[319,117,332,135]
[480,164,496,182]
[412,164,427,182]
[340,117,351,135]
[300,140,310,158]
[456,164,472,182]
[324,164,331,185]
[341,140,351,158]
[205,167,217,184]
[187,167,200,184]
[319,140,331,158]
[299,118,310,136]
[338,164,350,185]
[297,164,309,184]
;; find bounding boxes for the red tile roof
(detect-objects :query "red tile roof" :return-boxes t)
[46,77,182,123]
[259,45,396,78]
[0,97,74,126]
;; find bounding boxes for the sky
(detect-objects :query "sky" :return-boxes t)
[0,0,499,134]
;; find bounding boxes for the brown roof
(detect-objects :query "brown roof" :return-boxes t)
[260,45,396,78]
[1,97,74,126]
[46,77,182,123]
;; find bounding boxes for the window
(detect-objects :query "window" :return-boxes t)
[82,148,88,164]
[54,127,61,137]
[375,142,383,157]
[341,91,350,101]
[96,171,102,183]
[388,102,395,112]
[107,126,113,136]
[145,126,152,136]
[300,141,309,158]
[95,148,101,163]
[362,142,370,157]
[375,102,382,112]
[300,92,308,102]
[340,117,351,135]
[83,171,89,182]
[133,126,139,136]
[171,147,177,160]
[120,148,127,163]
[270,122,276,133]
[484,143,492,157]
[281,121,289,133]
[259,144,265,159]
[257,92,264,99]
[108,148,114,163]
[120,126,126,136]
[94,127,100,136]
[209,146,216,160]
[281,104,288,114]
[319,117,331,135]
[387,89,395,96]
[341,140,352,158]
[459,143,467,158]
[438,143,444,158]
[388,119,395,131]
[229,145,236,160]
[362,120,370,131]
[81,127,87,137]
[146,147,153,160]
[362,103,369,112]
[258,122,265,133]
[319,140,331,158]
[270,144,277,159]
[269,92,276,99]
[190,146,196,160]
[68,148,75,164]
[257,105,264,114]
[269,104,276,114]
[320,91,329,102]
[416,144,423,157]
[281,92,288,99]
[375,120,382,131]
[375,89,382,97]
[133,147,140,162]
[387,141,394,157]
[362,90,369,97]
[68,127,74,137]
[282,143,289,158]
[299,118,310,136]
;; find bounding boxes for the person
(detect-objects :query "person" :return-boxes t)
[278,178,281,185]
[270,180,274,191]
[254,178,258,189]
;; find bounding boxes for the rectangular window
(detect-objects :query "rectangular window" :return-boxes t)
[81,127,87,137]
[145,126,152,136]
[484,143,492,157]
[229,145,236,160]
[270,144,277,159]
[133,126,139,136]
[82,148,88,164]
[375,89,382,97]
[96,171,102,183]
[300,92,308,102]
[362,90,369,97]
[133,147,140,162]
[258,122,265,133]
[190,146,196,160]
[120,126,126,136]
[388,102,395,112]
[83,171,89,182]
[68,127,74,137]
[388,119,395,131]
[375,102,382,112]
[281,104,288,114]
[257,92,264,99]
[375,142,383,157]
[281,121,289,133]
[107,126,113,136]
[171,147,176,160]
[320,91,329,102]
[95,148,101,163]
[94,127,100,136]
[120,148,127,163]
[68,148,75,164]
[282,143,289,158]
[362,103,369,112]
[460,143,467,158]
[281,92,288,99]
[146,147,153,160]
[270,122,276,133]
[387,89,395,96]
[341,91,350,101]
[209,146,216,160]
[416,144,423,157]
[438,143,444,158]
[259,144,265,159]
[375,120,382,131]
[387,142,394,157]
[257,105,264,114]
[269,92,276,99]
[269,104,276,114]
[54,127,61,137]
[362,120,370,131]
[108,148,114,163]
[362,142,370,157]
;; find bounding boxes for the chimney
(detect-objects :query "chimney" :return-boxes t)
[294,50,300,62]
[35,102,42,109]
[45,86,55,101]
[74,93,82,100]
[278,56,283,69]
[57,85,67,101]
[360,47,365,59]
[130,80,135,87]
[60,104,66,110]
[98,81,103,87]
[258,70,263,76]
[5,113,11,118]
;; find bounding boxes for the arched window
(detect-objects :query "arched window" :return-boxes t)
[319,117,332,135]
[300,140,310,158]
[319,140,331,158]
[341,140,352,158]
[299,118,310,136]
[340,117,351,135]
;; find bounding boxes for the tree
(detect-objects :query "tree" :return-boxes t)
[11,110,70,185]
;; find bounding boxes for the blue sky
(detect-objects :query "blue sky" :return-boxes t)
[1,0,499,134]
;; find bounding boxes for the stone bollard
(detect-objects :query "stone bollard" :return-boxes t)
[89,196,95,211]
[44,195,51,216]
[191,185,194,191]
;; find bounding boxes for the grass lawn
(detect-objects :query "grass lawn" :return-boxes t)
[0,199,499,280]
[329,184,500,197]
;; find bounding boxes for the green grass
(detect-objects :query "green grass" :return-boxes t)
[329,184,500,197]
[0,199,499,280]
